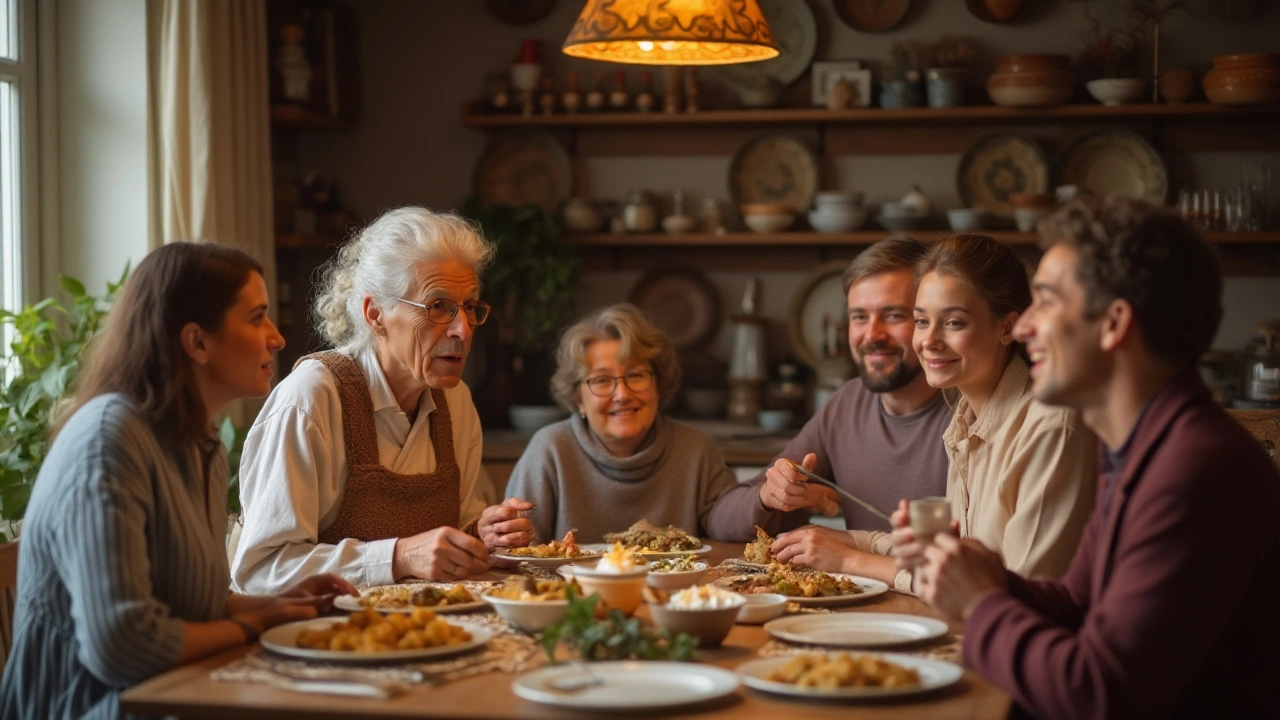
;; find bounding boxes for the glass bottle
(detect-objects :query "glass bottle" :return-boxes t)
[609,70,630,111]
[635,71,655,113]
[585,72,607,112]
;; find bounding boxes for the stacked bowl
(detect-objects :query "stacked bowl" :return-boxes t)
[807,192,868,233]
[740,203,795,233]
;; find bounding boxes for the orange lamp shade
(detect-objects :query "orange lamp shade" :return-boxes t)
[562,0,780,66]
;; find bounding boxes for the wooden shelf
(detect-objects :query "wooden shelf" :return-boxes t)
[275,233,344,250]
[461,102,1280,129]
[271,104,349,131]
[565,230,1280,248]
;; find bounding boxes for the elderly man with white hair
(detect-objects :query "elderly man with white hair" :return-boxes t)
[232,207,535,593]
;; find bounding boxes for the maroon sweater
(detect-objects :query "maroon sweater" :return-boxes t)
[964,373,1280,720]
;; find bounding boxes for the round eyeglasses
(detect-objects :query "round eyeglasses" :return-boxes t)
[393,297,491,326]
[581,370,655,397]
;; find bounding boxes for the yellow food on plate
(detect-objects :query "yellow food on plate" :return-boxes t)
[725,562,865,598]
[507,529,598,558]
[489,577,580,601]
[360,583,474,609]
[765,653,921,689]
[744,526,776,564]
[294,607,472,652]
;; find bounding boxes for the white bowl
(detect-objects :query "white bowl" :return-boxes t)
[808,205,867,233]
[1014,207,1048,233]
[946,208,986,232]
[735,593,787,624]
[482,591,569,633]
[1086,78,1149,106]
[757,409,794,432]
[814,191,864,206]
[508,405,569,434]
[743,213,794,233]
[878,201,919,219]
[645,561,709,590]
[661,214,698,234]
[647,593,747,647]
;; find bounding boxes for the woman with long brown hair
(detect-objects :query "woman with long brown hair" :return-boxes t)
[0,242,355,720]
[897,234,1096,579]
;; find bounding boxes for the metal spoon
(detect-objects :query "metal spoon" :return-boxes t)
[548,660,604,693]
[783,459,892,523]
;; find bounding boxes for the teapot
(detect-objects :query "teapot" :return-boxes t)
[900,185,935,216]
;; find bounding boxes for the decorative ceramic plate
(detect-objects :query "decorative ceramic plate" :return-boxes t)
[736,652,963,699]
[763,613,949,648]
[789,260,853,370]
[513,661,740,710]
[957,133,1050,219]
[716,0,816,89]
[1057,127,1168,205]
[629,266,722,352]
[261,618,492,664]
[729,134,819,213]
[472,130,573,213]
[834,0,912,32]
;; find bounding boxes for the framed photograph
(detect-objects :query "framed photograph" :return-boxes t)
[811,61,872,108]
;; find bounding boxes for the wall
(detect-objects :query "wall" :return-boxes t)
[294,0,1280,366]
[46,0,151,297]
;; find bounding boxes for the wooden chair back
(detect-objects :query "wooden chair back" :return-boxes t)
[0,541,17,675]
[1228,409,1280,467]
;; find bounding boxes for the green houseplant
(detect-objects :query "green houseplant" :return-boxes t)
[0,272,126,540]
[458,198,581,421]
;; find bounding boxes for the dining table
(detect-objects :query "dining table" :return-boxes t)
[121,541,1012,720]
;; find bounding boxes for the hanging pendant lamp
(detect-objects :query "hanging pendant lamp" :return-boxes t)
[562,0,779,66]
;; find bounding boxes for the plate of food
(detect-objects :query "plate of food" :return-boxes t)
[261,610,491,663]
[762,613,949,648]
[333,582,490,614]
[492,530,602,567]
[736,651,962,699]
[584,519,710,559]
[716,562,888,606]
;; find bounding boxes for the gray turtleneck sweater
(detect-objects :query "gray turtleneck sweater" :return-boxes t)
[504,415,766,543]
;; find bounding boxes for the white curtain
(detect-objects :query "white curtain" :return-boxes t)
[148,0,273,426]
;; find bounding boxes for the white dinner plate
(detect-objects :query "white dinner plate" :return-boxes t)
[578,543,713,561]
[512,661,740,710]
[491,551,602,568]
[332,594,489,615]
[735,652,963,699]
[261,618,491,664]
[763,613,949,648]
[716,573,890,607]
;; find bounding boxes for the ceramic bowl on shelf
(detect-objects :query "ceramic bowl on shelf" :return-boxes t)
[947,208,987,232]
[757,409,794,432]
[1014,207,1049,233]
[1159,69,1197,103]
[808,204,867,233]
[1086,78,1148,106]
[509,405,569,434]
[1203,53,1280,106]
[743,212,795,233]
[987,54,1075,108]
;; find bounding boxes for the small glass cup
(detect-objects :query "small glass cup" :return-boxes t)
[909,497,953,550]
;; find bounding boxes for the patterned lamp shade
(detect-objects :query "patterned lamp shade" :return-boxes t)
[562,0,779,66]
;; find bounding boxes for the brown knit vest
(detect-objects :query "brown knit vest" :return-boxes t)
[302,352,461,544]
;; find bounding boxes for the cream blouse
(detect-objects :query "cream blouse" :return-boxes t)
[944,356,1097,578]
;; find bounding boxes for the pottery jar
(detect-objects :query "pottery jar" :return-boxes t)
[623,190,657,232]
[1159,69,1197,103]
[986,54,1075,108]
[1203,53,1280,106]
[926,68,969,108]
[562,198,602,233]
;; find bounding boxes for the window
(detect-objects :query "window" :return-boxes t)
[0,0,31,347]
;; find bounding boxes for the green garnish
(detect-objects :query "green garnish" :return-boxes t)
[540,585,697,662]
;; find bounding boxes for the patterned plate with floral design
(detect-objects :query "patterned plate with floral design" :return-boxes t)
[956,133,1050,219]
[729,134,819,213]
[1057,127,1168,205]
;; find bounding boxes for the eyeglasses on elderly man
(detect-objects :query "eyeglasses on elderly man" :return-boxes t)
[392,296,492,326]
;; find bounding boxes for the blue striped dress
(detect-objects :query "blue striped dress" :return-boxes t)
[0,394,230,719]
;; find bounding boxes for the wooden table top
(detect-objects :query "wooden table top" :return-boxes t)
[121,543,1011,720]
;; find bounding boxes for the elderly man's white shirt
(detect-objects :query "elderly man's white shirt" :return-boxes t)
[230,346,485,593]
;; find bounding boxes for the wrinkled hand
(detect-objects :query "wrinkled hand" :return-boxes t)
[479,497,536,550]
[231,595,330,636]
[917,533,1007,623]
[890,499,959,571]
[771,526,856,574]
[280,573,359,604]
[393,526,490,581]
[758,454,838,513]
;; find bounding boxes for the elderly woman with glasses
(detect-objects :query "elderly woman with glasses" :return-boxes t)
[231,207,535,593]
[504,304,763,543]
